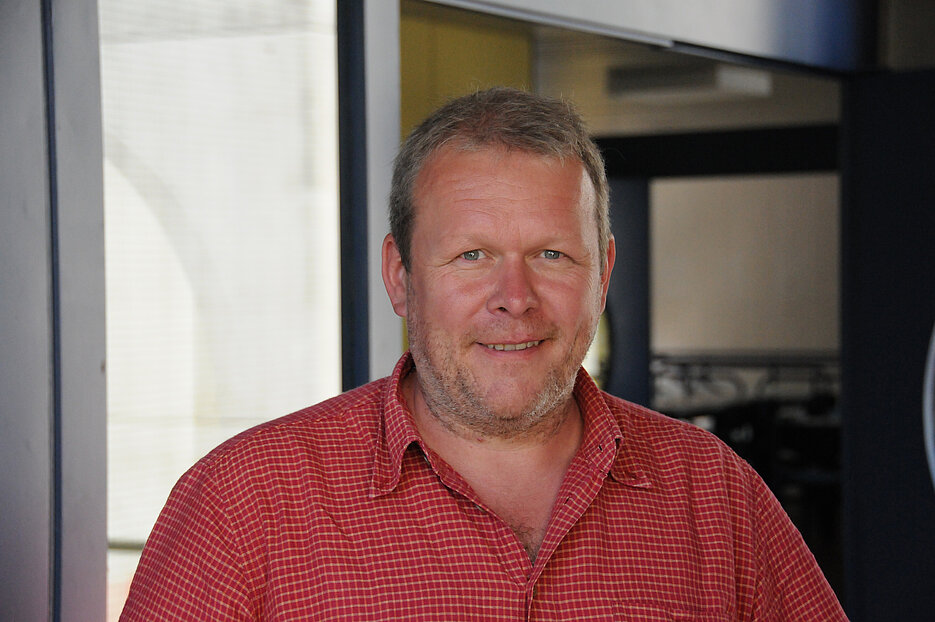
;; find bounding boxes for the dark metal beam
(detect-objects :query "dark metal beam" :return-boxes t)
[338,0,370,391]
[597,125,838,178]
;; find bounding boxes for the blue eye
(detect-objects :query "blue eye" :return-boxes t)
[461,250,483,261]
[543,250,563,260]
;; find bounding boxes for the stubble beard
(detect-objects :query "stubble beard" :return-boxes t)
[406,284,598,442]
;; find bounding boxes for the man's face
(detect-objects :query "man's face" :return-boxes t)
[383,146,614,439]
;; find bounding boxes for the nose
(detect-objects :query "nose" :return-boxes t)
[487,257,539,316]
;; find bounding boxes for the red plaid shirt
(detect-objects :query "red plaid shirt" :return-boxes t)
[122,353,846,620]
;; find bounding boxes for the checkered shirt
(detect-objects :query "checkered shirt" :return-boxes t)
[121,353,847,620]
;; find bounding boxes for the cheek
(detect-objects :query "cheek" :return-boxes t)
[413,276,486,325]
[546,277,602,316]
[432,270,491,301]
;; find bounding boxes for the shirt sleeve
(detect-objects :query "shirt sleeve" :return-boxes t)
[120,460,256,621]
[745,462,849,621]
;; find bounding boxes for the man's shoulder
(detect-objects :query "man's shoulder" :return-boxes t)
[600,391,750,477]
[602,391,716,442]
[196,377,390,474]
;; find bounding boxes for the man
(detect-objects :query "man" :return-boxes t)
[122,88,847,620]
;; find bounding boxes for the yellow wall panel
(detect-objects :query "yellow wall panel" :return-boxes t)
[400,2,532,136]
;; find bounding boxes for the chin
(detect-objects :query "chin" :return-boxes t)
[488,378,575,421]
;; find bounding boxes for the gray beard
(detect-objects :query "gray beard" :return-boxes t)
[413,344,579,441]
[406,300,593,441]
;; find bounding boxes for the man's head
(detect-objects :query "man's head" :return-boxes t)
[382,88,614,441]
[389,87,610,275]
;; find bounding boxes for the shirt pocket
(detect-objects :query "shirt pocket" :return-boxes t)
[613,600,730,621]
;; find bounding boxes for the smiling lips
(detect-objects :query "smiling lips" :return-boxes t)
[482,340,542,352]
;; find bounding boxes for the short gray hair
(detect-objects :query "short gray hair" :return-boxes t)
[389,87,610,272]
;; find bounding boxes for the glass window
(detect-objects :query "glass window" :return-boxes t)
[99,2,340,618]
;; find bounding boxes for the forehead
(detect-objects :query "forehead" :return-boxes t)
[411,145,594,223]
[404,147,604,266]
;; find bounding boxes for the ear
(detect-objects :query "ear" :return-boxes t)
[382,233,409,317]
[598,235,616,312]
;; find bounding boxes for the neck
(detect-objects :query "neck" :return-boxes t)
[402,372,584,561]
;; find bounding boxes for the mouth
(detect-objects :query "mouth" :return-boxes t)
[482,340,542,352]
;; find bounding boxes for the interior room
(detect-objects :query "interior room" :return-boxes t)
[401,0,845,596]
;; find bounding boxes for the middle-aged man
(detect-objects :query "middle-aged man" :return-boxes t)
[121,87,848,620]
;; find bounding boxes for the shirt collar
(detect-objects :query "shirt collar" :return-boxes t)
[571,368,652,489]
[369,352,651,497]
[370,353,422,497]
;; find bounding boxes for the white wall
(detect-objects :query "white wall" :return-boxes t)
[536,31,840,136]
[651,174,839,353]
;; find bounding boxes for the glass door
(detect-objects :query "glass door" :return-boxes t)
[99,2,341,617]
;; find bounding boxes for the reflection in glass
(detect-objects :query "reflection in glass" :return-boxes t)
[100,2,339,617]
